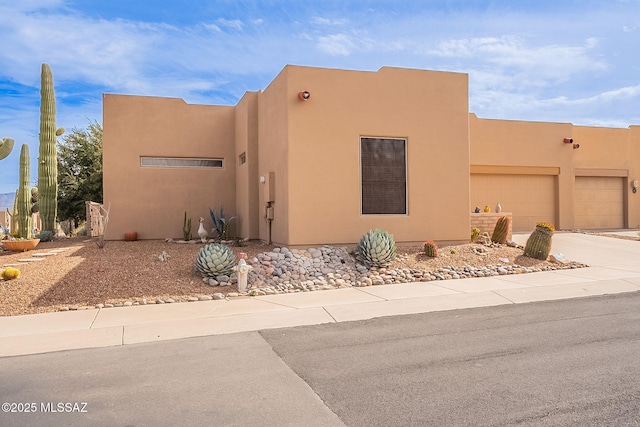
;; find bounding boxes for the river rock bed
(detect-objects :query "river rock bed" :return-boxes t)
[203,245,588,296]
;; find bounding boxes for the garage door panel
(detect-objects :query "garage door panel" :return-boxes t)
[574,177,623,229]
[471,174,556,232]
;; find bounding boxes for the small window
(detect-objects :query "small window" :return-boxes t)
[239,152,247,165]
[361,137,407,215]
[140,157,223,168]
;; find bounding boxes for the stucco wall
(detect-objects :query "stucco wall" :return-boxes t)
[278,66,470,246]
[102,65,640,244]
[257,67,290,244]
[632,126,640,228]
[469,114,574,229]
[103,94,236,240]
[235,91,260,239]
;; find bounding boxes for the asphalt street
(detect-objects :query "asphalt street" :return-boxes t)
[1,291,639,426]
[263,291,640,426]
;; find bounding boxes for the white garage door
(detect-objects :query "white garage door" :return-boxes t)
[471,174,556,232]
[574,177,624,229]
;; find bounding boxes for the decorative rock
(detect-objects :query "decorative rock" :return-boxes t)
[199,295,213,301]
[549,253,568,264]
[123,301,133,306]
[165,298,175,303]
[227,292,239,298]
[188,297,199,302]
[212,293,225,300]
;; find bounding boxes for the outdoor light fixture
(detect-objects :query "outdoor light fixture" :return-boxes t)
[564,137,573,144]
[298,91,311,101]
[573,144,580,149]
[632,180,639,194]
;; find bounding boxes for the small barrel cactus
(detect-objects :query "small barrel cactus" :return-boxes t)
[195,243,236,277]
[1,267,21,280]
[470,227,480,243]
[423,240,438,257]
[491,216,511,244]
[355,228,396,267]
[524,222,555,260]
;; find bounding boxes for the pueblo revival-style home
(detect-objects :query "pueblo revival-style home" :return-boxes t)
[103,65,640,245]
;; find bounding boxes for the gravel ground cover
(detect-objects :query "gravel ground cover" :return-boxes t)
[0,235,594,317]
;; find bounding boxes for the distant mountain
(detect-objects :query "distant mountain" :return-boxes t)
[0,192,15,210]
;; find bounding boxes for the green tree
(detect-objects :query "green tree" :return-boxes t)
[57,122,103,226]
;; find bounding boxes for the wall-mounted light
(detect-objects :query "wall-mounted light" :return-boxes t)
[573,144,580,149]
[632,180,639,194]
[298,91,311,101]
[564,137,573,144]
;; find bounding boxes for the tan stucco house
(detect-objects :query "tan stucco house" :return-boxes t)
[103,65,640,245]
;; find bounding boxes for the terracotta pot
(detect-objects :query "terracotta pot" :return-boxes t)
[1,239,40,252]
[124,231,138,241]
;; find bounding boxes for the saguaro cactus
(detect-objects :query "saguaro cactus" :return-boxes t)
[0,137,14,160]
[17,144,32,239]
[31,187,39,214]
[38,63,64,233]
[10,190,18,235]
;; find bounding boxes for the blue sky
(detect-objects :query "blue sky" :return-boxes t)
[0,0,639,194]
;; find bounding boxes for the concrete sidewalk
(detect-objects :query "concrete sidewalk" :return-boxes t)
[1,232,639,357]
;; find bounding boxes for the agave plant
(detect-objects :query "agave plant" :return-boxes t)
[355,228,397,267]
[209,206,237,241]
[195,243,236,277]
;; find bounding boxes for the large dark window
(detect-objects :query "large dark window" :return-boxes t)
[361,137,407,214]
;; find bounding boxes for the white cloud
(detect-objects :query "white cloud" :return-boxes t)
[203,23,222,32]
[425,35,609,89]
[311,16,348,26]
[317,33,358,56]
[216,18,243,31]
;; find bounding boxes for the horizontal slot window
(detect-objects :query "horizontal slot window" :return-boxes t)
[140,157,223,168]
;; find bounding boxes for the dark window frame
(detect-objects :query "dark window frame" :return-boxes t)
[360,137,407,215]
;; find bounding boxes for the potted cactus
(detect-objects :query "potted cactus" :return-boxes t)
[1,145,40,252]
